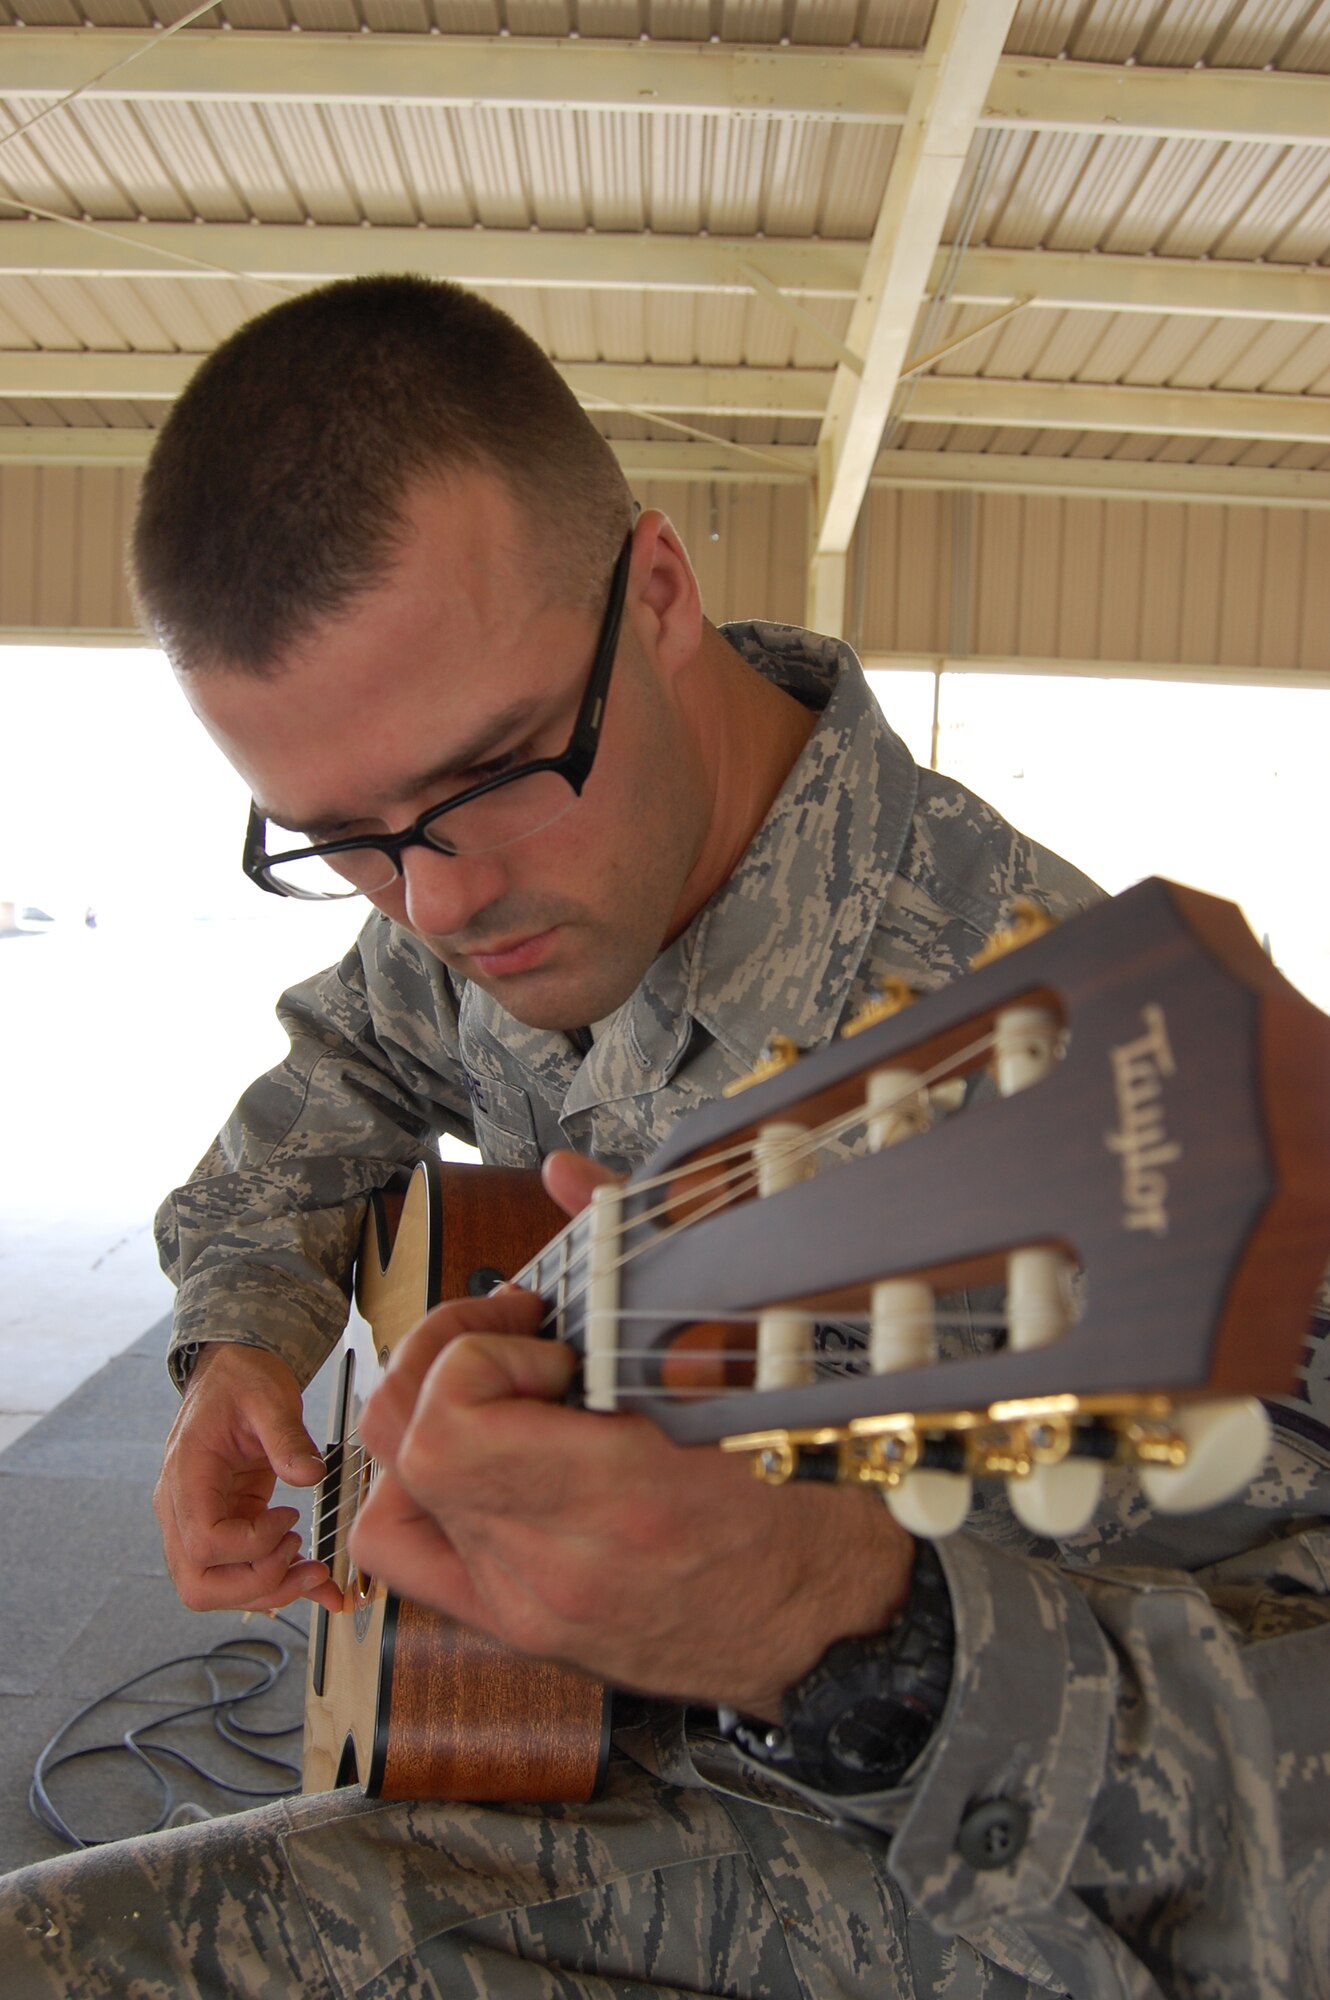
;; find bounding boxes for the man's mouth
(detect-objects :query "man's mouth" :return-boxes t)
[465,928,559,977]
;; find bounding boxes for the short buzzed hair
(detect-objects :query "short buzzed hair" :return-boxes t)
[132,276,633,674]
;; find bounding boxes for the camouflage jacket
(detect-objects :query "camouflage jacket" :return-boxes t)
[156,624,1330,1996]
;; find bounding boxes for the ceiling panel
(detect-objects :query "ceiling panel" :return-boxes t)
[0,0,1327,645]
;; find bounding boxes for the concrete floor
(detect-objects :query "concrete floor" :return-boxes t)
[0,908,364,1447]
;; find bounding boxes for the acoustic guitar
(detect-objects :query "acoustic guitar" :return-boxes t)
[303,877,1330,1803]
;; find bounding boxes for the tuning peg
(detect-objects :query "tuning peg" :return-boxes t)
[722,1033,802,1097]
[1136,1398,1272,1514]
[970,897,1057,970]
[1007,1460,1106,1536]
[886,1470,974,1538]
[840,975,920,1039]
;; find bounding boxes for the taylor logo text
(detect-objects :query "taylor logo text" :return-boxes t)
[1106,1003,1181,1237]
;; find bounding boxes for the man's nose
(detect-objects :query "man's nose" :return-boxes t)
[398,842,506,939]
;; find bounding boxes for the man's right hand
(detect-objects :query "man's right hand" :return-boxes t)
[153,1343,344,1614]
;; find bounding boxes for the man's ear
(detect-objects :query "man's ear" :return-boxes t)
[628,510,704,675]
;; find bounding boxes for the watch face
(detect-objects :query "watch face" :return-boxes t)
[783,1547,955,1794]
[824,1695,934,1790]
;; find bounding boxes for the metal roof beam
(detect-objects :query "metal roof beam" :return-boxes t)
[0,224,1322,332]
[908,378,1330,445]
[0,427,815,479]
[0,29,917,119]
[0,219,863,296]
[870,449,1330,509]
[0,350,835,415]
[4,32,1330,146]
[813,0,1020,629]
[6,427,1330,512]
[944,248,1330,325]
[5,354,1329,444]
[982,55,1330,147]
[863,650,1330,691]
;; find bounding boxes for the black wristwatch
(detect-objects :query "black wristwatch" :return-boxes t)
[720,1541,954,1796]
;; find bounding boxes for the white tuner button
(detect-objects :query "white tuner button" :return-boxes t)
[1138,1399,1271,1514]
[1007,1460,1105,1537]
[886,1470,973,1539]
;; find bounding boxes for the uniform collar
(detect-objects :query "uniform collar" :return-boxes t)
[479,624,919,1113]
[572,624,918,1100]
[684,623,916,1070]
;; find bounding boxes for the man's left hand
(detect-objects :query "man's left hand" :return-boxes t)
[349,1158,915,1719]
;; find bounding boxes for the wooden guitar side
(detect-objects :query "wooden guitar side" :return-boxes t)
[302,1158,612,1802]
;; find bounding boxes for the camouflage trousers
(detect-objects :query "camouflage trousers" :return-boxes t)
[0,1756,1044,2000]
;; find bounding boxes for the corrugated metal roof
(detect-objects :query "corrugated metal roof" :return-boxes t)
[948,130,1330,264]
[0,0,1327,656]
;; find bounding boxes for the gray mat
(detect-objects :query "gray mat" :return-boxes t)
[0,1323,315,1876]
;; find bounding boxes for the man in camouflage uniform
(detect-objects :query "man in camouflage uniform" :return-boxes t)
[3,278,1327,1999]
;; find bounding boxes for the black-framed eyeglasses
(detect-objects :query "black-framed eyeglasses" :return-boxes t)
[243,528,634,901]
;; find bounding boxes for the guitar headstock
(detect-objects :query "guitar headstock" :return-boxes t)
[567,879,1330,1535]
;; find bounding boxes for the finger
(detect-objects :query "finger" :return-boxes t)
[350,1469,484,1625]
[386,1286,546,1387]
[362,1290,546,1453]
[167,1530,325,1615]
[205,1562,337,1616]
[369,1332,576,1481]
[385,1337,583,1518]
[170,1451,305,1564]
[428,1330,577,1413]
[541,1150,623,1218]
[289,1568,347,1616]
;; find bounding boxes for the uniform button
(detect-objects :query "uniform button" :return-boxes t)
[956,1798,1030,1871]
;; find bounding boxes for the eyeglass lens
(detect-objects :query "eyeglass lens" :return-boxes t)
[262,766,582,898]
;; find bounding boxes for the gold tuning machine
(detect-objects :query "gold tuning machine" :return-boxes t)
[722,1395,1193,1494]
[840,975,920,1039]
[723,1033,803,1097]
[970,897,1057,970]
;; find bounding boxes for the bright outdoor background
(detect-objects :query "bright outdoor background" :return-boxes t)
[2,643,1327,1419]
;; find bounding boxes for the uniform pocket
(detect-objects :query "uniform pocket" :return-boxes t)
[463,1071,540,1167]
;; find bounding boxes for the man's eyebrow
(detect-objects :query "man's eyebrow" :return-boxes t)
[259,697,541,840]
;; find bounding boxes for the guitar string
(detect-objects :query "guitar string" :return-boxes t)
[305,1024,1011,1568]
[526,1025,1002,1339]
[493,1023,1002,1327]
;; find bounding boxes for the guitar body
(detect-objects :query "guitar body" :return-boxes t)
[302,1158,612,1802]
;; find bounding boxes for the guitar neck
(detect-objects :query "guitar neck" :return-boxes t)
[521,1224,590,1354]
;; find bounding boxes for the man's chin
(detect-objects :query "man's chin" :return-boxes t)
[411,932,586,1029]
[469,956,643,1034]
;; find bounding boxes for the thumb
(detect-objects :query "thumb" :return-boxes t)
[542,1149,623,1219]
[249,1395,325,1485]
